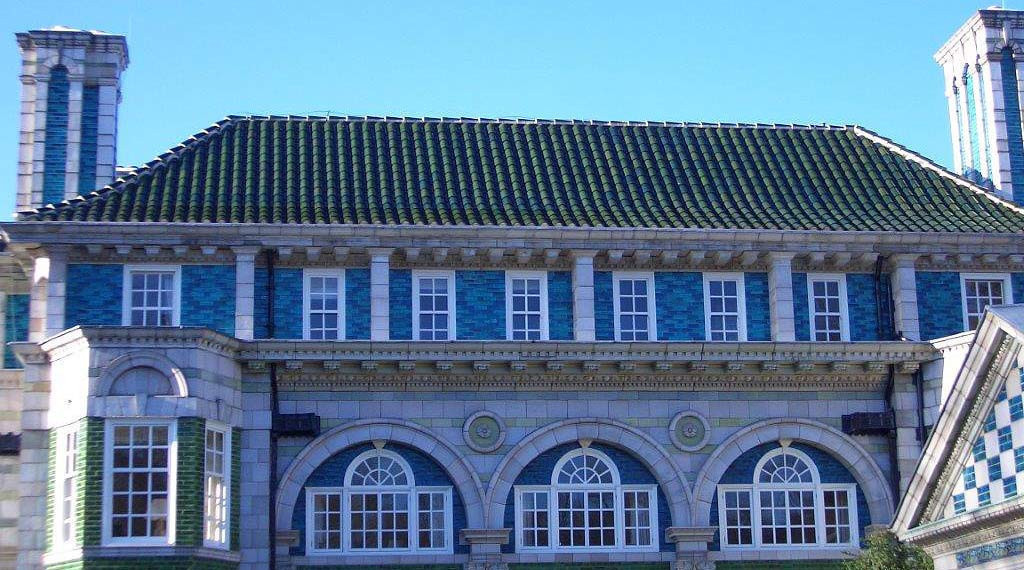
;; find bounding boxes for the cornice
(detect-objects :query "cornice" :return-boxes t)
[904,497,1024,555]
[6,222,1024,256]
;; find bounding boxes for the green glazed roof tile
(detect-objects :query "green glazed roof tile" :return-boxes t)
[21,115,1024,233]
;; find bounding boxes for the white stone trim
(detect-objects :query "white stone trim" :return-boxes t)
[690,418,894,528]
[484,418,692,529]
[274,418,486,533]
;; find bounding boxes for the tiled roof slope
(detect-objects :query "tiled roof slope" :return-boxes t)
[21,115,1024,232]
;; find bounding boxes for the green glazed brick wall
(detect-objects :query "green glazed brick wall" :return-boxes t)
[230,427,241,551]
[79,418,105,546]
[46,557,238,570]
[176,417,206,547]
[715,561,847,570]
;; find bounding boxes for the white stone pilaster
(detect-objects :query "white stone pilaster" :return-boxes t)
[16,347,49,570]
[572,250,597,341]
[44,249,66,338]
[369,248,392,341]
[890,255,921,341]
[234,247,259,340]
[768,252,796,342]
[95,84,120,188]
[28,256,49,343]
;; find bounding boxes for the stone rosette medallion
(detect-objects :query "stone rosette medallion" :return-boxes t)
[669,411,711,452]
[463,411,506,453]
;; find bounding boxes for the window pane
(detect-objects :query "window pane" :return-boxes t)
[810,279,843,342]
[617,278,652,340]
[128,271,176,326]
[707,278,742,341]
[109,423,171,539]
[964,278,1006,330]
[509,277,544,340]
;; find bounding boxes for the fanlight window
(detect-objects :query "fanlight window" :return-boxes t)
[515,447,658,552]
[306,448,452,555]
[717,447,858,550]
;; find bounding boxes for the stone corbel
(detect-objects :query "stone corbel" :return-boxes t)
[275,529,299,555]
[460,528,511,570]
[666,526,716,570]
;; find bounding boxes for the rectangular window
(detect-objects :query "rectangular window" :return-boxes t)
[719,489,753,546]
[349,491,410,550]
[622,488,654,547]
[309,491,343,551]
[556,490,615,547]
[507,271,548,340]
[759,490,816,545]
[704,273,746,341]
[55,425,79,548]
[822,488,853,545]
[203,425,230,548]
[416,490,448,550]
[412,271,455,341]
[105,421,174,545]
[808,275,848,342]
[613,273,656,341]
[519,490,550,548]
[123,266,180,326]
[962,273,1011,330]
[304,269,345,340]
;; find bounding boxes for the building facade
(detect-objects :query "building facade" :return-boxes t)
[2,8,1024,570]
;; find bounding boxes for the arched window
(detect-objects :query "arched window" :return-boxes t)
[305,448,452,554]
[717,447,858,550]
[514,447,658,552]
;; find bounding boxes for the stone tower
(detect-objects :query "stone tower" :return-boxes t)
[936,7,1024,203]
[14,27,128,213]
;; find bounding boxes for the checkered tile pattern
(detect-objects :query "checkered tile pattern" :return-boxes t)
[950,368,1024,516]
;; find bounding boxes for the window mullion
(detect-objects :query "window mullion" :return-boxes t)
[410,487,418,553]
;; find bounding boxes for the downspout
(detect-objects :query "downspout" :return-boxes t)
[266,249,278,570]
[875,255,902,501]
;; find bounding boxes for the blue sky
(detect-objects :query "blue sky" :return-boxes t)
[0,0,1010,217]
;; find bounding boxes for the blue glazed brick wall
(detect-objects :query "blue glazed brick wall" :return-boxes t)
[1001,49,1024,203]
[389,269,412,340]
[456,271,505,340]
[66,263,123,327]
[548,271,573,340]
[501,442,673,553]
[43,66,69,206]
[744,272,770,341]
[181,265,235,335]
[252,267,302,338]
[709,442,871,551]
[290,442,468,556]
[77,85,99,195]
[793,273,810,341]
[848,273,880,341]
[916,271,963,340]
[1013,273,1024,307]
[345,268,370,340]
[4,294,28,369]
[655,272,705,341]
[595,271,614,341]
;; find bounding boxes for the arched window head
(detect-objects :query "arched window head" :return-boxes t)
[344,449,414,487]
[553,448,619,485]
[756,447,818,485]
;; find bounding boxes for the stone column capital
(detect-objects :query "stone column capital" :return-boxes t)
[570,249,599,259]
[888,253,920,269]
[459,528,511,546]
[231,245,262,258]
[768,251,797,263]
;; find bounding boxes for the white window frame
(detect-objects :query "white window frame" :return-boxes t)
[411,270,457,341]
[703,272,748,342]
[960,272,1013,331]
[716,447,859,551]
[806,273,849,342]
[53,423,80,550]
[303,268,346,340]
[203,422,231,549]
[612,272,657,342]
[506,270,549,341]
[102,418,178,547]
[305,448,454,555]
[122,264,182,326]
[514,447,659,554]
